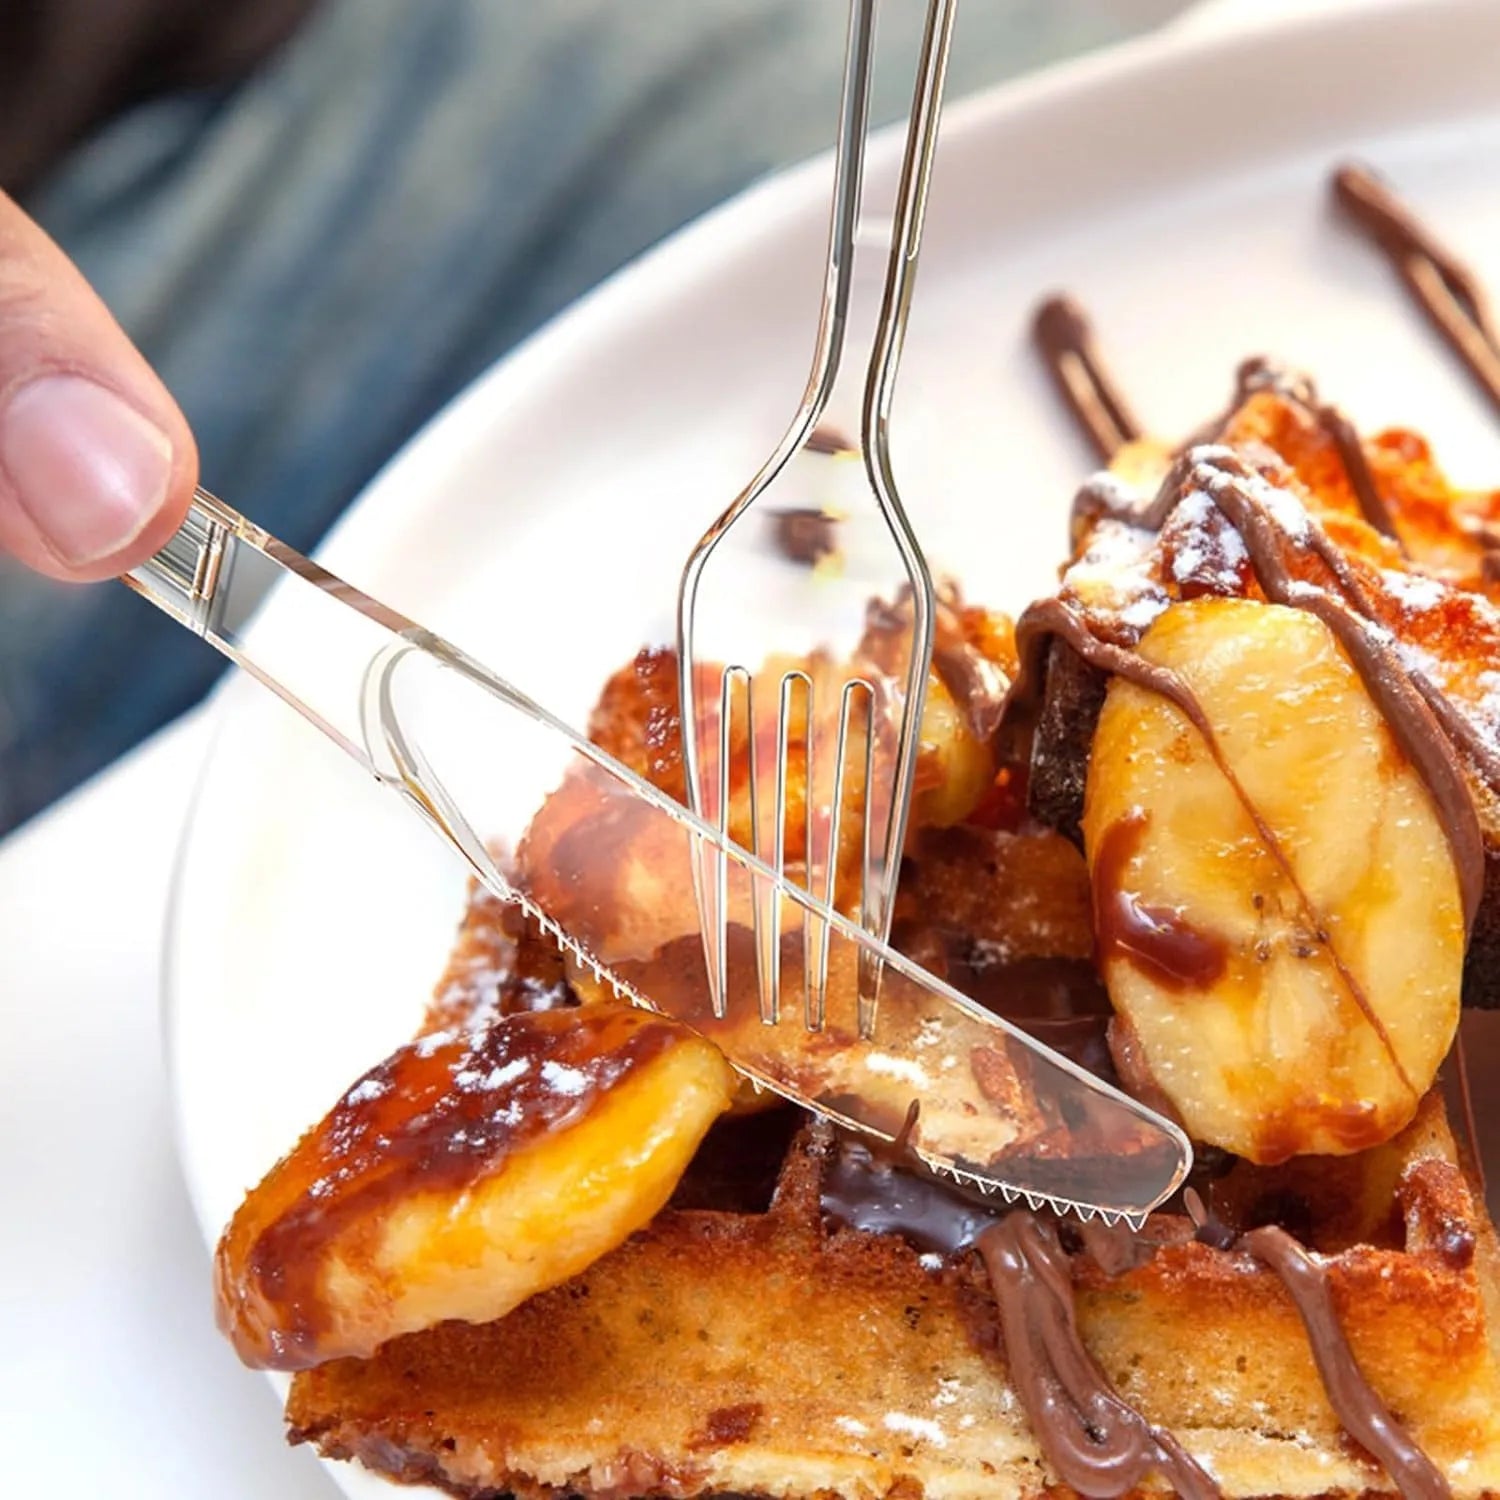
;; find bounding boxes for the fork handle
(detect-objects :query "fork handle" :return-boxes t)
[125,488,418,769]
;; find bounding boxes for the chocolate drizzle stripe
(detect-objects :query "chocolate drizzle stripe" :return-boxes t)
[1230,358,1404,546]
[1334,163,1500,420]
[1013,594,1419,1097]
[1189,451,1485,931]
[1055,448,1486,931]
[977,1214,1219,1500]
[1292,521,1500,795]
[1408,671,1500,797]
[1035,313,1405,552]
[1318,401,1402,542]
[1033,296,1143,464]
[1240,1226,1450,1500]
[824,1138,1457,1499]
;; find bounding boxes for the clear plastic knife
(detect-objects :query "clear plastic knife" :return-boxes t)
[127,489,1193,1224]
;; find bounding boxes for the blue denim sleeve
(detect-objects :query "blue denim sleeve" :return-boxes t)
[0,0,1130,833]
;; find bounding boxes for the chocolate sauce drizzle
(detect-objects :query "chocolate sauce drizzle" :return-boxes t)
[977,1214,1217,1500]
[1183,1194,1449,1500]
[1041,448,1486,932]
[821,1135,1215,1495]
[990,442,1494,1485]
[823,1137,1445,1499]
[1230,356,1402,543]
[1033,295,1143,464]
[1242,1226,1448,1500]
[1015,575,1423,1103]
[1333,163,1500,420]
[1001,165,1500,1497]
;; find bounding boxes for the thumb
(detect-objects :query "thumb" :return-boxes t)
[0,190,197,582]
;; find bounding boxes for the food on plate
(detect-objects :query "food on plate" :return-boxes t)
[1082,597,1463,1162]
[216,1004,734,1370]
[216,163,1500,1498]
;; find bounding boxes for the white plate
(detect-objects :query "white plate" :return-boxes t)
[167,2,1500,1492]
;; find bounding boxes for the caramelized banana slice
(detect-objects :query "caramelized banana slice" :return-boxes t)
[1083,598,1463,1163]
[216,1004,733,1370]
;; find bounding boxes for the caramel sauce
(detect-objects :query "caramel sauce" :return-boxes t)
[1250,1098,1388,1169]
[1091,811,1227,992]
[222,1007,678,1368]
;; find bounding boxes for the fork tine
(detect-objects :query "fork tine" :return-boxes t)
[852,683,881,1039]
[743,667,779,1027]
[806,676,871,1032]
[678,0,954,1051]
[710,668,752,1018]
[758,671,810,1025]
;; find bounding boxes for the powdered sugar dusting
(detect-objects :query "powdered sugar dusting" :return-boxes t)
[1192,451,1313,542]
[1381,568,1447,613]
[1165,489,1250,597]
[454,1056,532,1093]
[540,1059,590,1097]
[864,1053,930,1088]
[883,1411,947,1447]
[414,1028,457,1058]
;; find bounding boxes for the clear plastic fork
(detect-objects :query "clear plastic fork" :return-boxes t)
[676,0,954,1039]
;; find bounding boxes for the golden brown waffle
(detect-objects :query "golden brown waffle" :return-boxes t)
[220,371,1500,1495]
[283,871,1500,1499]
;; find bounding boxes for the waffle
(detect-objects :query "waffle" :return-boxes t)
[282,860,1500,1500]
[227,394,1500,1495]
[221,163,1500,1496]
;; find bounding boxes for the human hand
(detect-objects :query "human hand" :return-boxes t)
[0,190,196,582]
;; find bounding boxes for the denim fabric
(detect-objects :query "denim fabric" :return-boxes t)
[1,0,1133,833]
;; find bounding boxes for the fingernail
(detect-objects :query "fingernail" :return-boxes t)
[0,374,174,566]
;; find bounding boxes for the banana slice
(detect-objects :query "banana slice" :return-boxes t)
[216,1003,734,1369]
[1082,597,1463,1163]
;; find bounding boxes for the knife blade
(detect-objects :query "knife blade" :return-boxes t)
[367,630,1192,1224]
[130,490,1193,1225]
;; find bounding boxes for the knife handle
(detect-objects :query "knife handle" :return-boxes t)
[125,488,418,770]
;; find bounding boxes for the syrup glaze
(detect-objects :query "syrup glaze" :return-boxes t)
[1090,809,1227,992]
[224,1007,677,1369]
